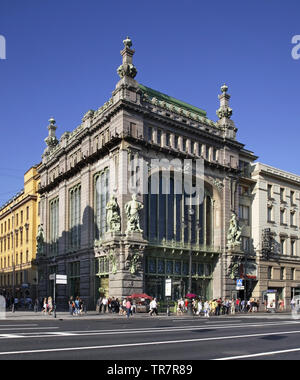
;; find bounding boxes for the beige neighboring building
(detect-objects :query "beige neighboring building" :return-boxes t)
[0,165,41,301]
[251,162,300,309]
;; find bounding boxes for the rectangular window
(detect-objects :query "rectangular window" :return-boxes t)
[239,205,250,224]
[148,127,153,142]
[290,211,296,227]
[241,236,250,252]
[280,188,285,202]
[191,141,195,154]
[182,138,187,152]
[212,148,217,161]
[157,129,162,145]
[268,266,272,279]
[280,239,285,255]
[267,206,273,223]
[166,132,170,147]
[291,191,295,205]
[267,184,273,199]
[291,240,295,256]
[291,268,295,281]
[174,135,178,149]
[280,209,285,225]
[198,143,202,157]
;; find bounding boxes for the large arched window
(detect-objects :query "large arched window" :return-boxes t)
[94,169,109,240]
[69,185,81,249]
[144,171,213,247]
[49,197,59,255]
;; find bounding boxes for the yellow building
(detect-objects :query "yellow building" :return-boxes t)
[0,164,41,302]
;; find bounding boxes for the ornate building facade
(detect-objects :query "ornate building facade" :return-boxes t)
[36,38,257,309]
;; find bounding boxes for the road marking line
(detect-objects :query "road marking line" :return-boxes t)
[0,320,298,340]
[215,347,300,360]
[1,329,300,356]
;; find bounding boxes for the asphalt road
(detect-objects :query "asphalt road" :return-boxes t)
[1,315,300,361]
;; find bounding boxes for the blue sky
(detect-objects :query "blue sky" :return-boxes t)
[0,0,299,205]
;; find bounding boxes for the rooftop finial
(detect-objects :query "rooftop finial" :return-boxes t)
[44,117,59,153]
[123,36,132,49]
[221,83,228,93]
[216,83,237,140]
[117,36,137,79]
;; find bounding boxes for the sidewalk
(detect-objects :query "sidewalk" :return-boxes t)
[0,310,293,321]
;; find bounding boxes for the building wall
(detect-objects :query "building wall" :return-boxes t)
[251,162,300,309]
[0,165,40,300]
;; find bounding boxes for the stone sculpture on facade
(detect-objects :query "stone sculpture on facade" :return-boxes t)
[106,195,121,233]
[227,213,242,248]
[108,250,117,275]
[124,194,143,234]
[36,224,45,256]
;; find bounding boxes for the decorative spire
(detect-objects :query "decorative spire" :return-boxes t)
[117,36,137,79]
[44,117,59,152]
[216,84,237,140]
[216,84,232,120]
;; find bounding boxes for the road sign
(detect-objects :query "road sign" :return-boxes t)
[49,274,67,284]
[236,279,243,287]
[165,278,172,297]
[56,275,67,281]
[56,279,67,285]
[236,286,244,290]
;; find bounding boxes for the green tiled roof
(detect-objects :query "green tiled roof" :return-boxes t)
[139,84,207,117]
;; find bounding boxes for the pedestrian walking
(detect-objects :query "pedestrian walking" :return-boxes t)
[68,296,74,315]
[102,296,108,313]
[204,301,210,318]
[231,299,236,314]
[47,297,53,315]
[149,298,158,316]
[34,298,39,313]
[126,299,131,318]
[42,298,47,314]
[197,300,202,316]
[74,296,80,315]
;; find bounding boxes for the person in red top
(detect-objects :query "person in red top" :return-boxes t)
[126,299,132,318]
[184,299,188,312]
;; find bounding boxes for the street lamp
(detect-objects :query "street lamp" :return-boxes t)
[187,207,194,316]
[9,204,16,312]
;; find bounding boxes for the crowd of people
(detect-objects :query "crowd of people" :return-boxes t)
[95,296,159,318]
[68,296,86,316]
[177,297,261,316]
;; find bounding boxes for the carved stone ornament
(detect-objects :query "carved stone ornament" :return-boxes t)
[128,252,140,274]
[36,224,45,256]
[106,195,121,232]
[117,63,137,79]
[216,106,233,120]
[108,250,117,275]
[227,213,242,248]
[124,194,143,234]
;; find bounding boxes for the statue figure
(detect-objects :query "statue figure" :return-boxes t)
[129,252,140,274]
[124,194,143,233]
[106,195,121,232]
[108,250,117,275]
[227,213,242,248]
[36,224,45,255]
